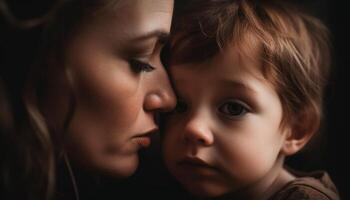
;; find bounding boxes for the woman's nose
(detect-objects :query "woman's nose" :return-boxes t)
[183,117,214,146]
[144,91,176,112]
[144,78,176,113]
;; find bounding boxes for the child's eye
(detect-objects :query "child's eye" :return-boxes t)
[218,100,249,118]
[129,59,155,73]
[173,99,188,114]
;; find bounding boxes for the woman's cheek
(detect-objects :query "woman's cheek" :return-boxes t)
[74,58,143,127]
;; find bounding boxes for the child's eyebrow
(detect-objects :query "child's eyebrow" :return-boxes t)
[219,79,259,96]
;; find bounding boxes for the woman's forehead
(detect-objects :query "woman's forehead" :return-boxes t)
[88,0,173,39]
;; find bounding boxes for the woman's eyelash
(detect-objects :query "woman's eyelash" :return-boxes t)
[129,59,155,73]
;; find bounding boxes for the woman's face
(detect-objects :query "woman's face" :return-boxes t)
[45,0,175,177]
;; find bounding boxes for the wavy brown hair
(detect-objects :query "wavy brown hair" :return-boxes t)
[0,0,121,199]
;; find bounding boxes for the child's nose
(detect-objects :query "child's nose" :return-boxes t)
[183,117,214,146]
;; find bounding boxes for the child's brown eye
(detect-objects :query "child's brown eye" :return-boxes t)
[129,59,155,73]
[173,99,188,114]
[218,100,249,118]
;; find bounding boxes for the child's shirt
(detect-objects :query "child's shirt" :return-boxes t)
[210,169,340,200]
[267,170,340,200]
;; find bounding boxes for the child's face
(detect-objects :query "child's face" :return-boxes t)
[163,46,290,197]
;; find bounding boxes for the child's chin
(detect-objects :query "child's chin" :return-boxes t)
[181,180,232,198]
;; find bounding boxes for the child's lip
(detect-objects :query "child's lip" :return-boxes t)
[179,156,216,170]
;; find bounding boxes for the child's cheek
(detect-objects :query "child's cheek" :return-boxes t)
[221,138,280,183]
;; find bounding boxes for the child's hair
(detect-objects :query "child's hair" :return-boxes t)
[171,0,331,136]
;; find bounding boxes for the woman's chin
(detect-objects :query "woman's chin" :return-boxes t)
[98,154,139,178]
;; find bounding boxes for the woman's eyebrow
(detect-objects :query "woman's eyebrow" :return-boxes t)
[130,30,170,43]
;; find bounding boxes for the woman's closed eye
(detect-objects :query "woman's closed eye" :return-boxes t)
[218,100,250,119]
[129,59,155,73]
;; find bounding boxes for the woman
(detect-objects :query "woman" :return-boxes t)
[0,0,176,199]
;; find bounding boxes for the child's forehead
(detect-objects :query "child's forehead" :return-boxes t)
[209,34,264,74]
[231,36,261,61]
[171,43,266,85]
[170,46,280,114]
[172,44,278,102]
[213,45,265,80]
[170,25,262,62]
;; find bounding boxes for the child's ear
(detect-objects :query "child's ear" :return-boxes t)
[281,112,319,156]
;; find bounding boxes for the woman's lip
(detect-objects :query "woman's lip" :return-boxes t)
[133,136,151,148]
[133,127,158,148]
[135,127,159,137]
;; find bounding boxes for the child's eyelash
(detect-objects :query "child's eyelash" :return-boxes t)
[173,99,188,113]
[129,59,155,73]
[218,100,250,118]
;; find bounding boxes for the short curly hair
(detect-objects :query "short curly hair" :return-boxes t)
[170,0,331,135]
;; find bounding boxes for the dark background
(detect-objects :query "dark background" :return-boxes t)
[1,0,349,199]
[295,0,349,199]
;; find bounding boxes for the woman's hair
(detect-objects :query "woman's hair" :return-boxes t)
[0,0,120,199]
[171,0,331,136]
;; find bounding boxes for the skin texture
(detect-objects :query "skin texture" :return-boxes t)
[44,0,176,177]
[163,45,296,198]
